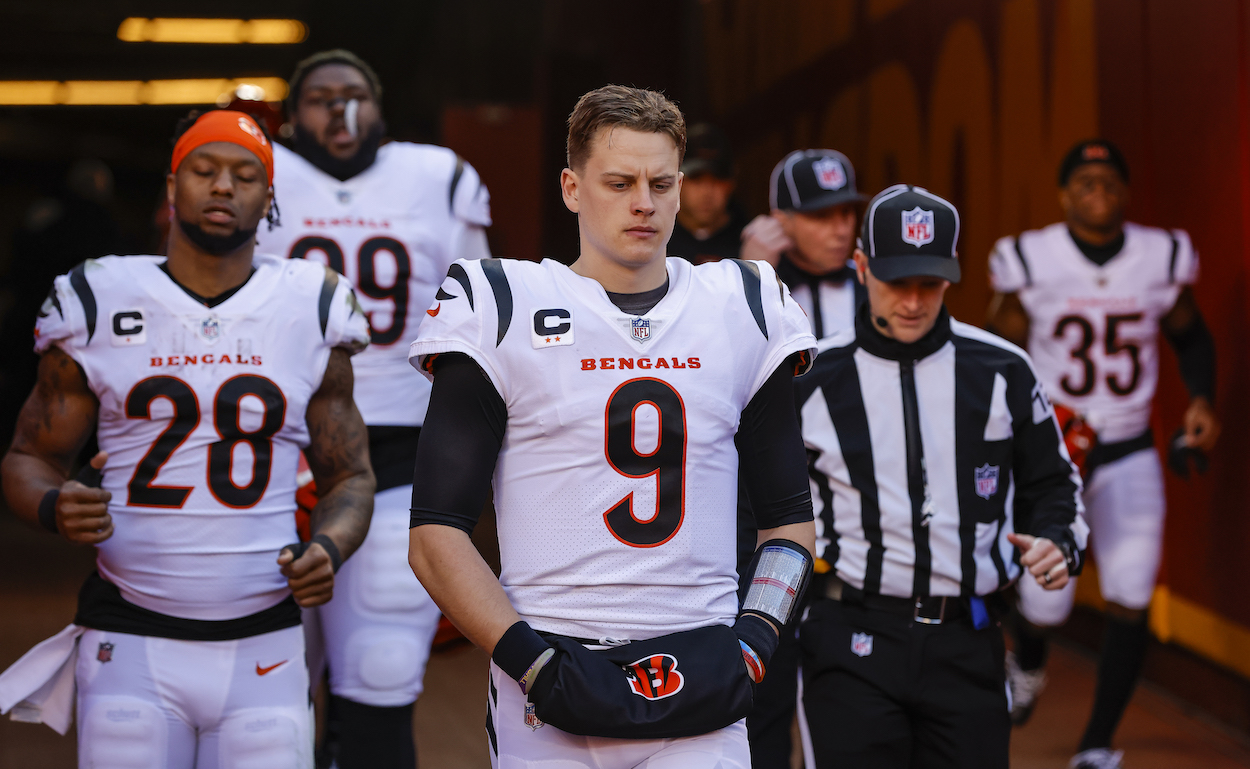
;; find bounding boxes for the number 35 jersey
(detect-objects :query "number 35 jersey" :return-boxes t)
[34,254,370,620]
[410,257,816,641]
[990,222,1198,443]
[255,141,492,427]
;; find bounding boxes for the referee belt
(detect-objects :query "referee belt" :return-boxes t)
[821,576,969,625]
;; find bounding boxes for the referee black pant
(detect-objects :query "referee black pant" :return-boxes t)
[798,598,1010,768]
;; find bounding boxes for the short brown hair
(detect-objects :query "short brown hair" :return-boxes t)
[566,85,686,171]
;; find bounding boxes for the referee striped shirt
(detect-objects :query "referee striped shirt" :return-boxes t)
[796,306,1088,599]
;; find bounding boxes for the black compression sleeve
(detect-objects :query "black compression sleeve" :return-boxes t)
[1163,311,1216,403]
[410,353,507,533]
[735,358,815,530]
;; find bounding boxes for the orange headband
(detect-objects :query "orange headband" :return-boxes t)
[170,110,274,185]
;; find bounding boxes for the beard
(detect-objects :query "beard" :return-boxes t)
[292,120,386,182]
[178,218,257,256]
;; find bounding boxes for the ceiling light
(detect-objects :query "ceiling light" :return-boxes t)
[117,18,307,44]
[0,78,289,106]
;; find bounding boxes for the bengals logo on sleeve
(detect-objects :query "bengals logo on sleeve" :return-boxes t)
[623,653,685,700]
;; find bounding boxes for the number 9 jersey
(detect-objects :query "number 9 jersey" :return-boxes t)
[990,222,1198,443]
[255,141,492,427]
[33,254,371,620]
[409,257,816,641]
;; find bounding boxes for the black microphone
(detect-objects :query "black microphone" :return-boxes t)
[875,315,889,328]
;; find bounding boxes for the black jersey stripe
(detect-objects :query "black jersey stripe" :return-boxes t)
[809,459,839,568]
[485,703,497,756]
[817,353,884,594]
[318,267,339,339]
[1012,237,1033,288]
[731,259,769,339]
[449,155,466,214]
[1167,233,1180,284]
[448,262,475,310]
[899,361,931,597]
[68,261,98,342]
[38,285,63,320]
[480,259,513,346]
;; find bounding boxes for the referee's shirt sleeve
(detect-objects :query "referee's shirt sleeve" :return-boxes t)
[1010,365,1089,566]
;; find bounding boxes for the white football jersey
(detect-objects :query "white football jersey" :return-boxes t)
[34,254,370,620]
[990,222,1197,442]
[255,141,492,426]
[410,257,816,641]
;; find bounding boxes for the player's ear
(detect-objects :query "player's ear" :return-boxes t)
[853,249,868,284]
[1057,186,1072,217]
[560,167,580,214]
[166,173,176,208]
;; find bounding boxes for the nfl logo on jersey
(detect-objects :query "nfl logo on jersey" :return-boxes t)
[200,316,221,344]
[901,207,935,247]
[813,157,846,190]
[97,642,114,663]
[851,633,873,657]
[632,317,651,341]
[974,464,999,499]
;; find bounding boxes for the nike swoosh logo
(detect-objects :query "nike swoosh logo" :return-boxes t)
[427,303,441,317]
[256,660,288,676]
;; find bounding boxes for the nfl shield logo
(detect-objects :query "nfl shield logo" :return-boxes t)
[975,464,1000,499]
[851,632,873,658]
[524,701,544,730]
[97,642,114,663]
[901,207,935,247]
[631,317,651,341]
[200,316,220,343]
[812,157,846,190]
[336,190,352,205]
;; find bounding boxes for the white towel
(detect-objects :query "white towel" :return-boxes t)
[0,624,85,735]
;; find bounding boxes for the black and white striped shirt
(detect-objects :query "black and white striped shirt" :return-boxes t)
[796,306,1088,599]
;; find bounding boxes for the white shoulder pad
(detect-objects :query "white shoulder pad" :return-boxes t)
[321,266,371,354]
[450,157,492,227]
[33,260,104,355]
[989,235,1029,293]
[1169,229,1199,285]
[408,258,510,394]
[728,259,818,392]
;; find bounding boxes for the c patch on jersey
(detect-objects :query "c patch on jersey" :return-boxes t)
[110,309,146,347]
[531,308,574,348]
[624,653,684,701]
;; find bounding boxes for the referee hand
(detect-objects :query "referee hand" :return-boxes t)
[1007,533,1069,590]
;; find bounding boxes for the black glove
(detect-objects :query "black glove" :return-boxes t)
[1168,427,1209,479]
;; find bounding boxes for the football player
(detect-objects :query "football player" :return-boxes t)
[0,110,374,768]
[987,140,1220,769]
[254,49,491,768]
[407,85,818,768]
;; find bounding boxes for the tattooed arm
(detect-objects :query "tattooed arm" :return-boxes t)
[1,347,111,543]
[279,347,376,607]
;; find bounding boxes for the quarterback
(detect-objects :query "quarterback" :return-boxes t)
[408,85,817,768]
[0,110,374,768]
[254,49,492,768]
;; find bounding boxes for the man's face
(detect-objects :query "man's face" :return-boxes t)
[854,251,950,344]
[1060,164,1127,233]
[166,142,271,242]
[775,203,859,273]
[561,127,681,270]
[292,64,382,161]
[679,173,734,230]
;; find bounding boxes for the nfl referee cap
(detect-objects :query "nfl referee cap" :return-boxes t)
[770,149,866,212]
[860,184,961,283]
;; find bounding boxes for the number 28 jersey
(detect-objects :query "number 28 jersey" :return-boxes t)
[990,222,1198,442]
[255,141,492,427]
[410,257,816,641]
[34,255,370,620]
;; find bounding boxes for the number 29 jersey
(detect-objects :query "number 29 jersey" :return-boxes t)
[34,254,370,621]
[410,257,816,641]
[255,141,492,427]
[990,222,1198,442]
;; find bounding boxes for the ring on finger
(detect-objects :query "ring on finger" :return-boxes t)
[1043,571,1053,584]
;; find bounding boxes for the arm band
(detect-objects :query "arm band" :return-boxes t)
[38,489,59,534]
[1163,312,1216,403]
[492,620,554,694]
[311,533,343,572]
[740,538,813,629]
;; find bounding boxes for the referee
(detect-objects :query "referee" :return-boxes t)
[794,185,1089,768]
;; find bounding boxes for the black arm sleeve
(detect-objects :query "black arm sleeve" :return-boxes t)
[410,353,507,534]
[734,358,815,531]
[1162,310,1216,403]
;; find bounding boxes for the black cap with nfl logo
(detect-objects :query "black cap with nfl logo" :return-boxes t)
[859,184,961,283]
[770,149,866,212]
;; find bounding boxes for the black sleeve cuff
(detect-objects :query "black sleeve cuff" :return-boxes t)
[492,621,552,682]
[733,614,779,666]
[409,507,478,534]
